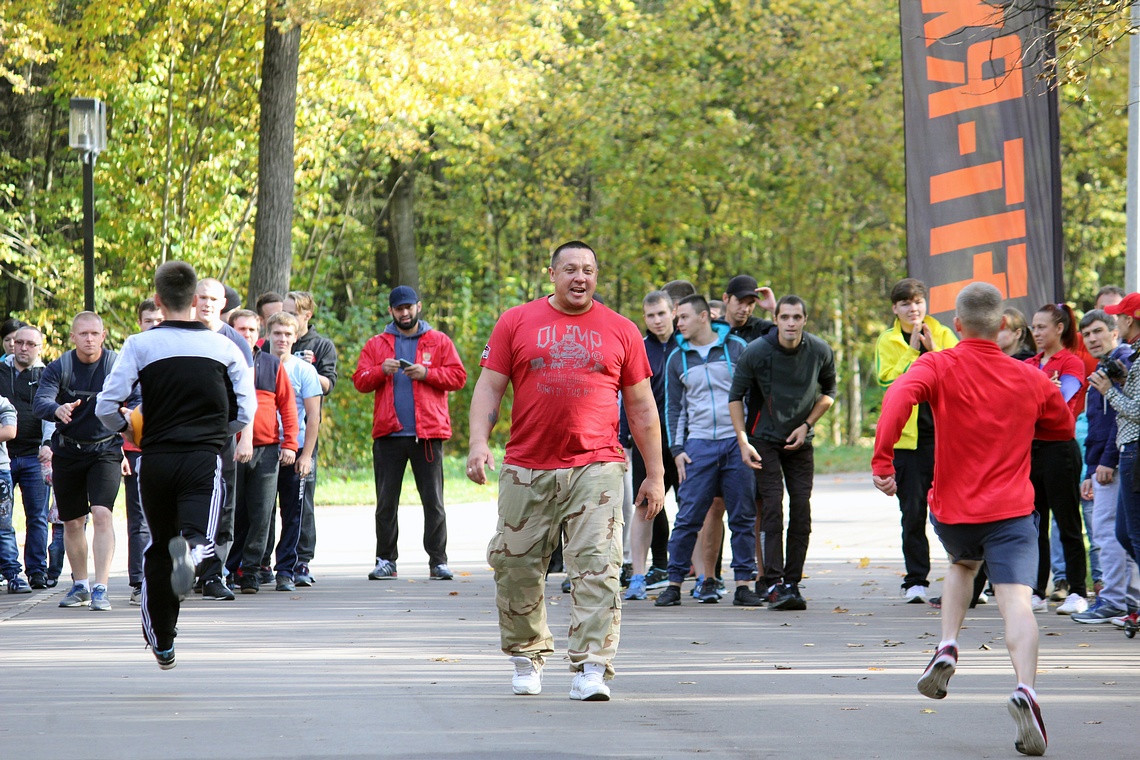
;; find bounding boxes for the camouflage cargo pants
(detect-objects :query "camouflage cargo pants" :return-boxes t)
[487,461,624,677]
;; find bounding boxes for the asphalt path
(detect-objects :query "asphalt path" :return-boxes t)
[1,474,1136,758]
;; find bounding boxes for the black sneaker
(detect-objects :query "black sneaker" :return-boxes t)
[654,585,682,606]
[153,646,176,670]
[769,583,807,611]
[202,577,235,601]
[430,563,454,580]
[620,562,633,588]
[644,567,669,590]
[695,577,720,603]
[733,585,767,607]
[29,572,48,590]
[276,573,295,592]
[561,577,571,593]
[917,643,958,699]
[238,572,260,595]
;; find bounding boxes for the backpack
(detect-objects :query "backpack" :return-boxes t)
[58,349,118,401]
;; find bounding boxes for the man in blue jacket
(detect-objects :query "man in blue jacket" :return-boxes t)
[654,295,766,608]
[1074,309,1138,623]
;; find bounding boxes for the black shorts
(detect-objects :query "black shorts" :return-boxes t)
[930,512,1039,587]
[53,448,122,522]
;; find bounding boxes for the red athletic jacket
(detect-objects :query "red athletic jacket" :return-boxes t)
[352,327,467,440]
[873,339,1074,524]
[247,349,298,450]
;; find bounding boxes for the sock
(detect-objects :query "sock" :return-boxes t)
[583,663,605,676]
[939,638,958,651]
[1017,683,1037,700]
[77,579,90,591]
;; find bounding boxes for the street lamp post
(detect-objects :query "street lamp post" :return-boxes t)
[68,98,107,312]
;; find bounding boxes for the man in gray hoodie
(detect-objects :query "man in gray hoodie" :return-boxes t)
[654,295,766,608]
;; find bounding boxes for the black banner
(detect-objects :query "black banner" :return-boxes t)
[900,0,1062,322]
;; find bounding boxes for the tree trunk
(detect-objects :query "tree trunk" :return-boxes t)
[248,3,300,304]
[387,160,418,291]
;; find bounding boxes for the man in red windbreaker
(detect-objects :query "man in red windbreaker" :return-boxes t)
[872,282,1074,758]
[352,286,467,582]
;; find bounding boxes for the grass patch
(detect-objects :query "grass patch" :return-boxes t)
[319,449,502,506]
[812,443,871,475]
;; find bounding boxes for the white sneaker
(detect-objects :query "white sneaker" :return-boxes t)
[903,585,928,604]
[1031,595,1048,614]
[975,592,988,605]
[569,669,611,701]
[1057,592,1088,615]
[510,656,542,695]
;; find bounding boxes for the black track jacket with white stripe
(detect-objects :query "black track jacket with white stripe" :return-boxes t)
[95,320,256,455]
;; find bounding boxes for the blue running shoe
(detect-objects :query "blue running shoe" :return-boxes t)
[624,574,647,600]
[59,582,91,607]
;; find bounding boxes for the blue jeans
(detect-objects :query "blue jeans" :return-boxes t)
[0,469,15,580]
[48,523,65,581]
[1116,443,1140,570]
[6,455,50,577]
[274,464,311,578]
[667,438,757,583]
[123,451,151,586]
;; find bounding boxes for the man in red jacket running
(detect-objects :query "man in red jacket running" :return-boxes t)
[353,286,468,582]
[873,282,1074,757]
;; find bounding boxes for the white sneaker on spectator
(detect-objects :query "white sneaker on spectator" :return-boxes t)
[903,585,928,604]
[1030,595,1048,614]
[1056,593,1088,615]
[510,655,542,695]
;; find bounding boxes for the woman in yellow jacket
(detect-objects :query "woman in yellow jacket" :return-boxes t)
[874,278,959,603]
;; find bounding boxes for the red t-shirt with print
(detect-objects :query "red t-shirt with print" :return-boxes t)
[480,297,651,469]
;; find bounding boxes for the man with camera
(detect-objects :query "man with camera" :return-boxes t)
[1088,295,1140,629]
[1074,309,1137,623]
[352,286,467,582]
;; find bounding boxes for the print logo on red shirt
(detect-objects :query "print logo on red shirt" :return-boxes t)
[532,324,605,397]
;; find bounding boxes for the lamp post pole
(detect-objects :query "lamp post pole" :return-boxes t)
[69,97,106,313]
[82,152,96,312]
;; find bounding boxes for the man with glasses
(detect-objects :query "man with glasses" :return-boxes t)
[0,326,53,591]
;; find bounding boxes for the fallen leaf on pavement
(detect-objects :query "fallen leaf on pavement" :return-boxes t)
[833,606,849,613]
[858,557,870,568]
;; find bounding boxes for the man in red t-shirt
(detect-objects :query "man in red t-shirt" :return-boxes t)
[467,240,665,702]
[873,283,1073,757]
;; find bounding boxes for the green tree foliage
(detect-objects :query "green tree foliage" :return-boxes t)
[0,0,1131,465]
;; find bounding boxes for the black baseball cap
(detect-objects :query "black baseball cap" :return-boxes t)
[725,275,760,301]
[389,286,419,307]
[223,285,242,313]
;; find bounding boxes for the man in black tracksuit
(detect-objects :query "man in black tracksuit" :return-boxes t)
[96,261,254,669]
[728,295,837,611]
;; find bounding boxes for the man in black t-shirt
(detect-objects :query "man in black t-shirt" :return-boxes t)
[33,312,126,611]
